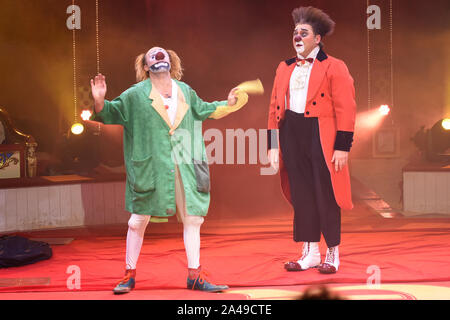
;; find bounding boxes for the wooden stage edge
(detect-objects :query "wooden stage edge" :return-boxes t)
[0,170,447,235]
[0,173,126,189]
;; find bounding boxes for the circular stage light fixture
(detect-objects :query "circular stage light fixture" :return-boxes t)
[81,110,92,121]
[379,104,390,116]
[430,118,450,152]
[71,123,84,135]
[442,118,450,131]
[412,118,450,162]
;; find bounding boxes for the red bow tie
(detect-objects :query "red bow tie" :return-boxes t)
[296,57,314,65]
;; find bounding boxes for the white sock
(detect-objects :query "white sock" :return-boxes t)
[125,214,150,270]
[183,216,204,269]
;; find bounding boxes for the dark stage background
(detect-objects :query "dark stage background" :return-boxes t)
[0,0,449,219]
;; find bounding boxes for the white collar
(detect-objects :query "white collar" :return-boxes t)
[297,45,320,60]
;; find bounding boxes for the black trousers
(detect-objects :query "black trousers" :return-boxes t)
[279,110,341,247]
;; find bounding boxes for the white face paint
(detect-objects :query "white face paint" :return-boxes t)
[295,40,305,55]
[145,47,171,74]
[292,24,320,58]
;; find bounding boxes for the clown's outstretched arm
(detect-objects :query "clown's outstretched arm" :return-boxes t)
[189,79,265,121]
[207,88,249,120]
[89,73,131,127]
[188,86,242,121]
[209,79,264,120]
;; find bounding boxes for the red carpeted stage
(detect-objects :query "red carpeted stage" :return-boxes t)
[1,193,450,300]
[1,0,450,305]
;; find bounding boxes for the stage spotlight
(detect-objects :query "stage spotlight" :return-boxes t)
[429,118,450,158]
[412,118,450,162]
[356,106,390,131]
[71,123,84,135]
[379,104,390,116]
[81,110,92,121]
[442,118,450,130]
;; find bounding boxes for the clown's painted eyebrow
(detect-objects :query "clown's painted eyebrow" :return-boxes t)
[294,28,310,32]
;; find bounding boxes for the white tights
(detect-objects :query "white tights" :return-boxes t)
[125,165,204,270]
[125,213,204,270]
[125,214,149,270]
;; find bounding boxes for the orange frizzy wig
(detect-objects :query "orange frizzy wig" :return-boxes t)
[135,49,183,83]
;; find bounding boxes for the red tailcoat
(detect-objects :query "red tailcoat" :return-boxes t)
[268,50,356,210]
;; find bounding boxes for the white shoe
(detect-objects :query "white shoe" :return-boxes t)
[319,246,339,273]
[297,242,321,270]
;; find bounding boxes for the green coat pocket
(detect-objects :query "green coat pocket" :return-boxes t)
[130,155,156,193]
[193,160,210,193]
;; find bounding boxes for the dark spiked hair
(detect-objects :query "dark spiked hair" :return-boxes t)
[292,6,335,37]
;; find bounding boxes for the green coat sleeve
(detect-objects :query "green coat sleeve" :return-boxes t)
[189,87,227,121]
[90,90,131,127]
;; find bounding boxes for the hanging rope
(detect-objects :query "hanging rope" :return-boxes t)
[95,0,100,75]
[367,0,372,111]
[72,0,78,123]
[389,0,394,111]
[94,0,101,135]
[70,0,100,133]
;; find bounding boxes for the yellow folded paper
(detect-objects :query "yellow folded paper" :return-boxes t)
[236,78,264,95]
[208,79,264,120]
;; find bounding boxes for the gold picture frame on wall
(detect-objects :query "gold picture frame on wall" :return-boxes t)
[372,127,401,158]
[0,144,25,179]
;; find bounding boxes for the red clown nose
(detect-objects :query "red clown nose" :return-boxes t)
[155,52,165,60]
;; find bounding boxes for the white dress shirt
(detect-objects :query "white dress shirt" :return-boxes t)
[160,79,178,126]
[289,46,320,114]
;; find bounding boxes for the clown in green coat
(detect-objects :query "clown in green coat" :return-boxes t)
[90,47,248,294]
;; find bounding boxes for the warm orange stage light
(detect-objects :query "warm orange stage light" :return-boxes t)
[71,123,84,135]
[81,110,92,121]
[442,118,450,130]
[356,108,387,130]
[379,104,390,116]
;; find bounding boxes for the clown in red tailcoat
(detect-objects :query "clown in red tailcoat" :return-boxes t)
[267,6,356,274]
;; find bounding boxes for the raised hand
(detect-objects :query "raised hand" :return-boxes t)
[90,73,107,111]
[227,87,239,106]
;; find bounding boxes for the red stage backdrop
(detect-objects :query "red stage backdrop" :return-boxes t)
[0,0,448,220]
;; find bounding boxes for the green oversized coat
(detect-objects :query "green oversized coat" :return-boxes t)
[91,78,234,217]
